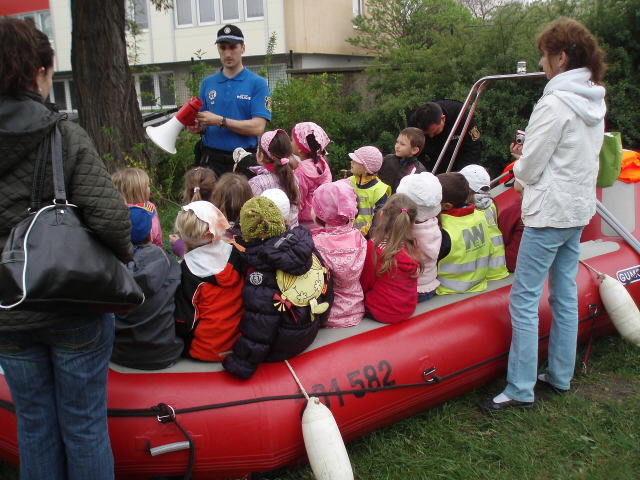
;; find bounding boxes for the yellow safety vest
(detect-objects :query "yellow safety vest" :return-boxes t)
[350,176,391,236]
[482,202,509,281]
[437,209,493,295]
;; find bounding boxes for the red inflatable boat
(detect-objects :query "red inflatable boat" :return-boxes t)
[1,180,639,480]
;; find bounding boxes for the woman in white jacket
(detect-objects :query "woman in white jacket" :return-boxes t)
[480,18,607,412]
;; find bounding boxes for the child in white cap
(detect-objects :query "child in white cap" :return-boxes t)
[459,164,508,281]
[347,146,391,237]
[173,201,244,362]
[397,173,443,302]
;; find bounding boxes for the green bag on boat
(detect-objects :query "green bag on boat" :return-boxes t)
[597,132,622,188]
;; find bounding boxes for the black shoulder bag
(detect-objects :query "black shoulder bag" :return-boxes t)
[0,122,144,313]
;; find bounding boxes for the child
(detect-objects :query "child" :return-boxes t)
[249,129,300,227]
[111,206,183,370]
[291,122,332,227]
[397,173,442,302]
[459,164,509,281]
[173,201,244,362]
[360,193,424,324]
[379,127,427,193]
[312,181,367,328]
[112,167,163,248]
[210,172,253,239]
[498,179,525,272]
[436,172,494,295]
[169,166,218,258]
[222,196,333,379]
[348,146,391,237]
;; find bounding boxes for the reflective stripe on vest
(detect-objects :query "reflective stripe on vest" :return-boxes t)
[436,209,492,295]
[482,203,509,281]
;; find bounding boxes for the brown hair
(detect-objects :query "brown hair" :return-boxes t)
[259,130,299,205]
[537,17,608,85]
[111,168,149,204]
[400,127,426,154]
[182,167,217,203]
[210,173,253,224]
[437,172,469,209]
[0,18,54,95]
[369,193,424,278]
[305,133,327,175]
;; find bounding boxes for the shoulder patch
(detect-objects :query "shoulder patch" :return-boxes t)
[265,96,272,112]
[469,126,480,141]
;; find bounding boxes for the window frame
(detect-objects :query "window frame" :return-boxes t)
[134,71,177,110]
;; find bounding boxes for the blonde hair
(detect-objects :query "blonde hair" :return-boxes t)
[112,168,149,204]
[211,173,253,223]
[182,167,217,203]
[369,193,424,277]
[174,210,211,253]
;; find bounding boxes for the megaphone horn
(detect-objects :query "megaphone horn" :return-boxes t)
[146,97,203,155]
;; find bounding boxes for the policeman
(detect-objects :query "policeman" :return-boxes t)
[408,100,482,174]
[187,24,272,178]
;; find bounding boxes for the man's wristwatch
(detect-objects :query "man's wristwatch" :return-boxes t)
[220,117,227,129]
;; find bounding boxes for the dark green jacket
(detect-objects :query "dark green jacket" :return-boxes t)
[0,91,134,332]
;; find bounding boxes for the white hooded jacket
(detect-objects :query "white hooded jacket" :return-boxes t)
[513,67,606,228]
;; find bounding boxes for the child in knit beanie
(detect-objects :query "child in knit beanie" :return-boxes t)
[223,196,334,379]
[173,201,244,362]
[397,173,442,302]
[311,181,367,328]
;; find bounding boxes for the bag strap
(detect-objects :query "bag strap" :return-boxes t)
[50,122,67,203]
[28,117,66,211]
[28,130,51,212]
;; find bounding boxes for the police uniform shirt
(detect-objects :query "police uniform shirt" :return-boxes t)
[200,67,272,152]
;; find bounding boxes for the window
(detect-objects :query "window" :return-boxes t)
[129,0,149,30]
[352,0,363,17]
[245,0,263,18]
[10,10,53,40]
[176,0,194,26]
[222,0,239,21]
[135,72,176,109]
[175,0,262,27]
[48,79,75,112]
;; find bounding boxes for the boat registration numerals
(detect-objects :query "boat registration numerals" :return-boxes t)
[306,360,396,409]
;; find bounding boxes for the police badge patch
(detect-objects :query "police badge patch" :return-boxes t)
[470,126,481,141]
[209,90,217,103]
[265,96,272,112]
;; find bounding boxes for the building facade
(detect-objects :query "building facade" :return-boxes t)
[2,0,370,113]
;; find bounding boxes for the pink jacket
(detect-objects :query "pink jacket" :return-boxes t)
[413,218,441,293]
[295,158,332,224]
[312,225,366,328]
[148,201,163,248]
[248,167,299,227]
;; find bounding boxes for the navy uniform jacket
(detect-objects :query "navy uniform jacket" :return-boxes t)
[408,99,483,174]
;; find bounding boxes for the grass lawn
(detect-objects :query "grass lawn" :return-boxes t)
[1,334,639,480]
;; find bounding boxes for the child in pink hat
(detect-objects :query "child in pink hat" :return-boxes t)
[312,181,367,328]
[291,122,333,229]
[347,146,391,237]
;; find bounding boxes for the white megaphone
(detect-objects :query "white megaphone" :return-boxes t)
[146,96,203,154]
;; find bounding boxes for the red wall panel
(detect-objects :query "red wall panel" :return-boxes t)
[1,0,49,16]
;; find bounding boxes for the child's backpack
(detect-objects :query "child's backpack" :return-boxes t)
[273,253,331,323]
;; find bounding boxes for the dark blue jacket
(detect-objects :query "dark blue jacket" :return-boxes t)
[222,226,333,379]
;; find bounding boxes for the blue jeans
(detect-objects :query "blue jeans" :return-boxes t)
[503,226,584,402]
[417,290,436,303]
[0,314,115,480]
